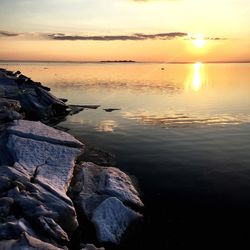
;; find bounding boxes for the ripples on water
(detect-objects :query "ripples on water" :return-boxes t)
[123,111,250,128]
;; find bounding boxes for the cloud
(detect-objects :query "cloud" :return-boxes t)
[0,30,20,37]
[187,36,227,41]
[48,32,188,41]
[0,30,226,41]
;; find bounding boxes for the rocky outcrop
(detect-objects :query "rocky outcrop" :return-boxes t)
[0,120,143,249]
[70,162,143,244]
[0,69,144,249]
[0,68,69,122]
[0,120,83,248]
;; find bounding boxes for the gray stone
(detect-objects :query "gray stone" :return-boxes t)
[0,197,14,217]
[0,232,65,250]
[80,243,105,250]
[72,162,143,244]
[91,197,142,244]
[76,162,143,207]
[8,120,83,148]
[0,218,37,240]
[1,166,78,239]
[7,134,82,195]
[0,98,21,112]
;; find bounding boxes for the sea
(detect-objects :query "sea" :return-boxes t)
[1,61,250,249]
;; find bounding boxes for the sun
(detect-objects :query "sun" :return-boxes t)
[193,34,206,48]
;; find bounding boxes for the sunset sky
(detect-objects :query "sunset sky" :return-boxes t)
[0,0,249,62]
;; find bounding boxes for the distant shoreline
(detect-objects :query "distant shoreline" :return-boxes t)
[0,60,249,64]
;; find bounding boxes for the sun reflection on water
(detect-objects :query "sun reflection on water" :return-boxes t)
[185,62,205,92]
[192,62,202,91]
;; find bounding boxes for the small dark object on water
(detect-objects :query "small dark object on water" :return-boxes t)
[103,108,121,112]
[76,105,100,109]
[60,98,68,103]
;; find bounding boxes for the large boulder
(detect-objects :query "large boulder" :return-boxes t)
[6,121,83,197]
[7,120,83,148]
[92,197,142,244]
[71,162,143,244]
[73,162,143,208]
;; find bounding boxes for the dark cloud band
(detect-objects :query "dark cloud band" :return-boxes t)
[48,32,188,41]
[0,30,226,41]
[0,30,20,37]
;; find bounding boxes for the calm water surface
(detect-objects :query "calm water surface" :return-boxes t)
[2,62,250,249]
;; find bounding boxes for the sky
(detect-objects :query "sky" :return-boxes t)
[0,0,249,62]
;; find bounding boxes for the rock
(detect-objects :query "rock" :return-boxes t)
[0,78,19,98]
[69,104,100,110]
[91,197,142,244]
[36,216,69,242]
[0,98,21,112]
[80,243,105,250]
[78,145,116,166]
[0,69,69,121]
[7,134,82,195]
[0,232,65,250]
[71,162,143,244]
[0,218,37,240]
[1,165,78,239]
[0,110,22,123]
[75,162,143,208]
[103,108,120,112]
[8,120,83,148]
[0,119,84,247]
[0,197,14,218]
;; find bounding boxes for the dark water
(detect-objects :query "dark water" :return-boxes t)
[2,62,250,249]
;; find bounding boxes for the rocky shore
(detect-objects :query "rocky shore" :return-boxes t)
[0,69,143,250]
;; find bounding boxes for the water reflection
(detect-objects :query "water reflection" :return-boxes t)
[185,62,207,92]
[123,111,250,128]
[97,120,118,132]
[192,62,202,91]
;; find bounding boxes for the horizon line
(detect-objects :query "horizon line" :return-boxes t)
[0,59,250,64]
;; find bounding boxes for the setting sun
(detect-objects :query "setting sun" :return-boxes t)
[193,34,207,48]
